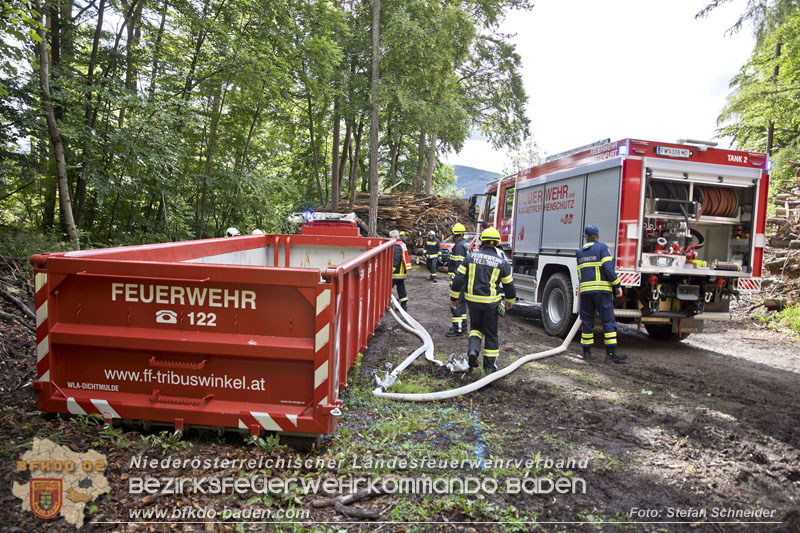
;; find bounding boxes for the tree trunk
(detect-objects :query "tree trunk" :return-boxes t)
[766,41,781,156]
[36,0,79,250]
[306,91,324,202]
[149,0,167,100]
[349,119,364,209]
[414,129,426,193]
[197,88,223,238]
[424,131,437,194]
[389,132,402,188]
[181,0,212,101]
[331,96,341,211]
[238,80,267,174]
[338,120,353,203]
[75,0,106,228]
[368,0,379,238]
[41,164,57,231]
[330,1,342,211]
[119,0,145,128]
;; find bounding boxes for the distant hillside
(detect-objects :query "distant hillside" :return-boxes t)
[452,165,502,197]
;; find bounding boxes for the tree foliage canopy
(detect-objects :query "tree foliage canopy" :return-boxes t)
[710,0,800,187]
[0,0,531,247]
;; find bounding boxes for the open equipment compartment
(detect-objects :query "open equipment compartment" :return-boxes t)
[640,157,761,277]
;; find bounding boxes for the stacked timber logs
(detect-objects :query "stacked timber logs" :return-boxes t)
[763,172,800,309]
[319,193,473,253]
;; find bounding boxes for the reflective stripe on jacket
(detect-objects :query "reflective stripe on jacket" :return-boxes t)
[450,247,516,304]
[447,238,471,274]
[575,240,621,293]
[424,238,441,259]
[393,241,411,278]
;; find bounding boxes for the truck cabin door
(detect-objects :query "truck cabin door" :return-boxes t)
[485,191,497,228]
[500,185,515,245]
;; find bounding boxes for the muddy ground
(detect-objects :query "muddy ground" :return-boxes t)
[2,258,800,531]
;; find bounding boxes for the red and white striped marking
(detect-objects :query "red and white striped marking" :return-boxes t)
[618,271,641,287]
[238,411,298,434]
[66,397,121,419]
[34,271,50,383]
[737,278,761,292]
[314,287,333,407]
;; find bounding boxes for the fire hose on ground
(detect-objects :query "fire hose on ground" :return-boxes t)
[372,297,582,402]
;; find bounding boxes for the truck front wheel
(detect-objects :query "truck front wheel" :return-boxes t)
[645,323,691,342]
[542,273,575,337]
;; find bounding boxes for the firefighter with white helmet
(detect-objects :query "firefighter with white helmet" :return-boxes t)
[446,223,470,336]
[225,227,241,237]
[390,230,412,310]
[577,224,627,364]
[451,227,516,373]
[424,230,442,282]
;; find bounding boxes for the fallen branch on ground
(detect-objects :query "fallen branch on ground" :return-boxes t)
[311,487,386,508]
[1,288,35,319]
[333,501,379,520]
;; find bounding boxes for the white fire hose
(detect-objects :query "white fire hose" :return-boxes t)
[372,297,582,401]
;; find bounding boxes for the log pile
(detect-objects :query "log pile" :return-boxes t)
[763,173,800,309]
[320,193,474,252]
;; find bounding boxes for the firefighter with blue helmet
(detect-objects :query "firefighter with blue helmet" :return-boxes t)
[576,224,627,364]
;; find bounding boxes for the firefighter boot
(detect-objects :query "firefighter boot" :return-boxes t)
[483,357,498,374]
[468,350,479,369]
[582,346,592,362]
[428,274,435,281]
[401,301,408,311]
[446,324,460,337]
[605,346,627,364]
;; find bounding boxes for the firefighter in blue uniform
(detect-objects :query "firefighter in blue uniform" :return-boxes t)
[424,230,442,282]
[390,229,412,310]
[446,223,470,336]
[451,227,516,373]
[576,225,627,364]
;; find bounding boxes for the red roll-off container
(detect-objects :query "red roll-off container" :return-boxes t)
[30,231,394,437]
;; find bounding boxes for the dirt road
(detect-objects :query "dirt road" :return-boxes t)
[357,267,800,530]
[3,258,799,531]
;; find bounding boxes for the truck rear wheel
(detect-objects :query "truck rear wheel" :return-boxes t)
[645,323,691,342]
[542,273,575,337]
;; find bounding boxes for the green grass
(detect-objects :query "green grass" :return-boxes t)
[772,304,800,334]
[389,373,453,394]
[756,303,800,335]
[385,494,539,532]
[141,431,193,452]
[593,451,623,472]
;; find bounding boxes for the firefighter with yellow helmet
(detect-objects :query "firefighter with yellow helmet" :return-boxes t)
[450,227,516,373]
[390,230,412,310]
[446,223,470,336]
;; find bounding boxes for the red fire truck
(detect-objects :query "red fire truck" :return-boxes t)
[469,138,770,340]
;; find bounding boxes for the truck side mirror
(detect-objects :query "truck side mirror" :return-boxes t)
[468,195,477,221]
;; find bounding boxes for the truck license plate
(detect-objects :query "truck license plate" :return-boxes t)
[656,146,691,158]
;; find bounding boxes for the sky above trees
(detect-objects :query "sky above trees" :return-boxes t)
[446,0,757,172]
